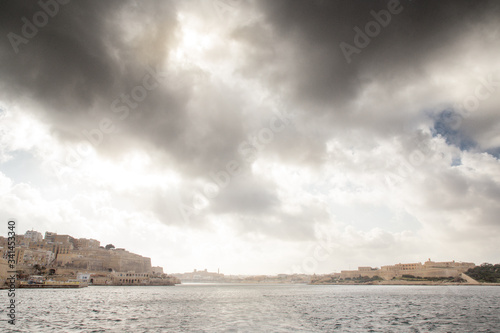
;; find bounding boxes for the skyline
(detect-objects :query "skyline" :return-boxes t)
[1,0,500,275]
[4,228,480,277]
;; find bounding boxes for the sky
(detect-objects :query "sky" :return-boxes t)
[0,0,499,275]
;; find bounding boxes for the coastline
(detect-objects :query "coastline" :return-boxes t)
[3,281,500,289]
[310,281,500,286]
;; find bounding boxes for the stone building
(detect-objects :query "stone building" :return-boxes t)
[152,266,164,275]
[112,271,150,285]
[1,230,153,279]
[25,230,43,242]
[44,232,56,243]
[0,258,10,286]
[340,259,475,280]
[20,249,55,266]
[75,238,100,249]
[60,247,152,273]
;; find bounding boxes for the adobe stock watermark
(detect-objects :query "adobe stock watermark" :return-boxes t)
[285,226,336,275]
[340,0,403,64]
[50,65,167,181]
[382,133,439,190]
[446,72,500,131]
[384,153,419,189]
[7,0,71,54]
[6,219,17,325]
[385,71,500,189]
[178,109,296,223]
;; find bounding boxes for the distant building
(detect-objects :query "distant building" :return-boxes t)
[15,235,30,248]
[7,248,55,267]
[45,232,56,243]
[76,238,100,249]
[1,230,153,278]
[76,272,91,283]
[152,266,164,275]
[173,269,225,282]
[53,234,77,248]
[25,249,55,266]
[340,259,475,280]
[89,273,113,285]
[112,271,150,285]
[25,230,43,242]
[0,258,11,287]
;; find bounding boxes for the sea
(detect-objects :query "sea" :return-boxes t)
[3,284,500,332]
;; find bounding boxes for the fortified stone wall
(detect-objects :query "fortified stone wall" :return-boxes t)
[340,260,475,280]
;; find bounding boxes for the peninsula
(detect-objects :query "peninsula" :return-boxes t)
[311,259,500,285]
[0,230,179,288]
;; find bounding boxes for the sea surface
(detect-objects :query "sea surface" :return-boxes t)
[2,284,500,332]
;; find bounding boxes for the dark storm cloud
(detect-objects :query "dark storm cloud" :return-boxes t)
[137,79,249,175]
[0,0,252,177]
[3,0,499,172]
[2,0,500,239]
[247,0,500,109]
[211,176,279,215]
[0,0,176,121]
[223,0,500,181]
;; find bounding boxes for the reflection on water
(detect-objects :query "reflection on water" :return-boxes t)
[4,284,500,332]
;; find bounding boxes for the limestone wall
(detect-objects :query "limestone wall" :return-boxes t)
[340,261,475,280]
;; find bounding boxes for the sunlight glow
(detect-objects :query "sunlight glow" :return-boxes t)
[172,13,216,68]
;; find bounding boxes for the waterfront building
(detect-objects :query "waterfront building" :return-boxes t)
[3,229,153,275]
[112,271,150,285]
[152,266,164,275]
[340,259,475,280]
[0,229,179,288]
[76,272,91,283]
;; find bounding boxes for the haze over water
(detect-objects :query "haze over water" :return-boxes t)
[6,284,500,332]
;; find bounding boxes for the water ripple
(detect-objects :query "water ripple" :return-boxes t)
[1,284,499,332]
